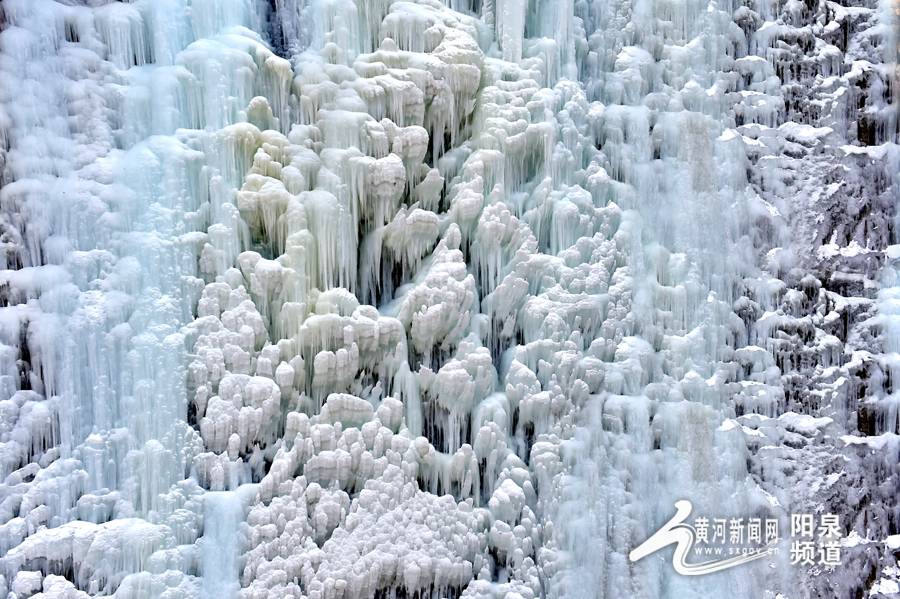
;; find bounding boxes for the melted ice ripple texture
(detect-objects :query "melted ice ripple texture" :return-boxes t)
[0,0,898,597]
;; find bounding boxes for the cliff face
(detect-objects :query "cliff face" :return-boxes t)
[0,0,897,597]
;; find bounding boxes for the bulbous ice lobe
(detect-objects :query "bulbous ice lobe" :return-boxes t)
[0,0,897,597]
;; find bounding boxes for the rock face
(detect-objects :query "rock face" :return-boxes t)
[0,0,897,598]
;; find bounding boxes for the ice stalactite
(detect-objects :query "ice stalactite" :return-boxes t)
[0,0,897,597]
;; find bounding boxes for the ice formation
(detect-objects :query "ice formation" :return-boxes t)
[0,0,897,597]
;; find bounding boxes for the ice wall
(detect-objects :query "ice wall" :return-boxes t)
[0,0,897,597]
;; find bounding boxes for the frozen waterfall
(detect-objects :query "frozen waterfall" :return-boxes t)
[200,485,258,599]
[0,0,897,598]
